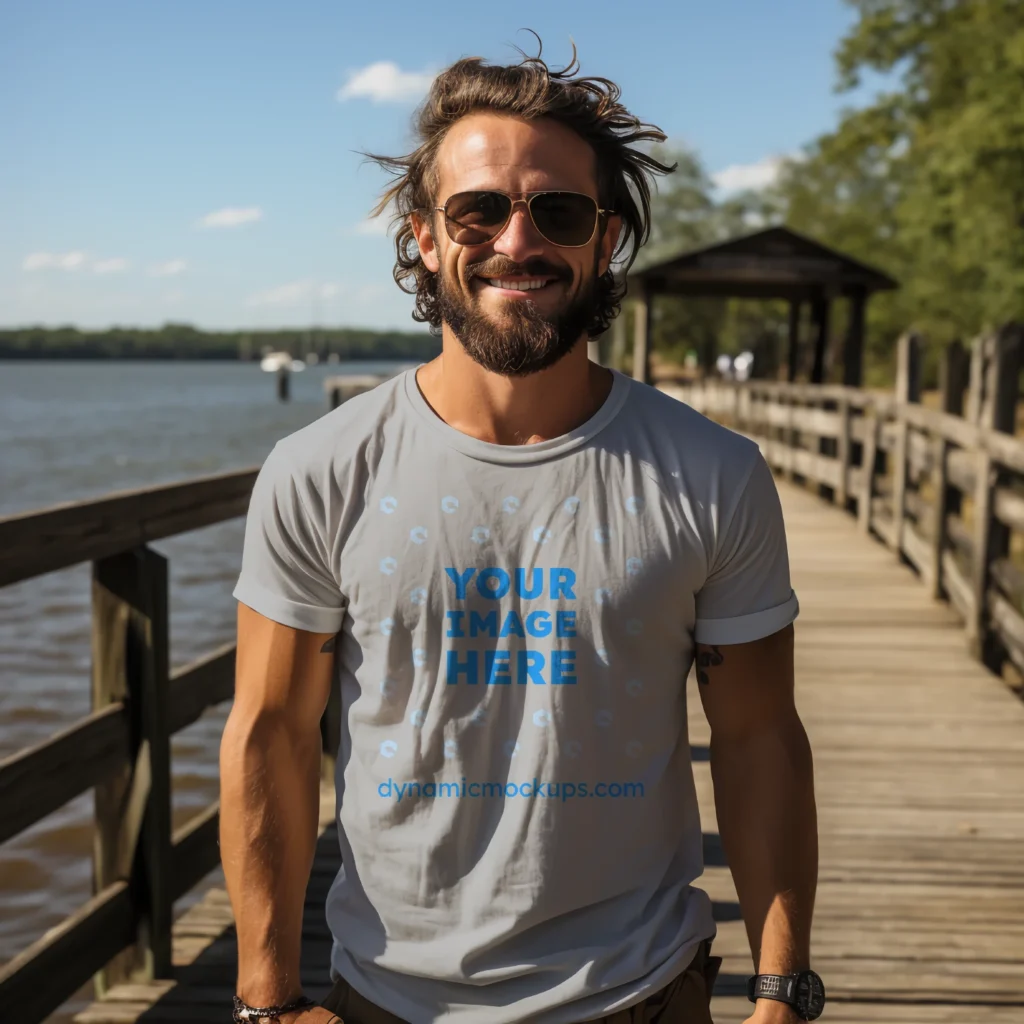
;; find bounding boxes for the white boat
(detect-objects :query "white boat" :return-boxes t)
[259,351,306,373]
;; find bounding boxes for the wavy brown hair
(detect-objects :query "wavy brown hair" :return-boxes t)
[364,34,676,337]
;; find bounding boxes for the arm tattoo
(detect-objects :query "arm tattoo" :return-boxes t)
[696,645,724,686]
[320,636,337,654]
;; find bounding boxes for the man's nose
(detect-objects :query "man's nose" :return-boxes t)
[490,203,547,263]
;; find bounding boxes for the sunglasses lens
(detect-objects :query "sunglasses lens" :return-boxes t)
[444,191,512,245]
[530,192,599,246]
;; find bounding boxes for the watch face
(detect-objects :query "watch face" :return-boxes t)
[796,971,826,1021]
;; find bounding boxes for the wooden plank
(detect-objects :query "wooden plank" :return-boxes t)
[92,554,140,994]
[992,485,1024,532]
[929,436,948,600]
[906,427,933,479]
[789,405,841,438]
[900,521,933,587]
[858,415,878,533]
[903,488,933,531]
[757,438,841,488]
[0,701,129,844]
[890,336,917,558]
[946,513,974,562]
[168,643,236,735]
[970,450,996,652]
[947,447,976,495]
[990,557,1024,608]
[835,398,851,508]
[871,502,895,547]
[0,881,135,1024]
[0,467,258,587]
[988,590,1024,676]
[92,548,174,991]
[632,285,650,384]
[136,546,174,979]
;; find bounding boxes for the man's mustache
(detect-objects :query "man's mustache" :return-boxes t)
[467,258,570,281]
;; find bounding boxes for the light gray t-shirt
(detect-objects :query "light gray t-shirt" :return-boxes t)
[233,366,798,1024]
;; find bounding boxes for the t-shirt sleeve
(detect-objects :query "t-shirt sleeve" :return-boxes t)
[232,444,346,634]
[693,451,799,645]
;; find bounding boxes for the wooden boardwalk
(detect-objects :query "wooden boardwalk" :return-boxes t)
[75,481,1024,1024]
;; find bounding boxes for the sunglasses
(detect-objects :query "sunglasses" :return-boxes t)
[433,190,613,248]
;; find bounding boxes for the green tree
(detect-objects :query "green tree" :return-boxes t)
[771,0,1024,382]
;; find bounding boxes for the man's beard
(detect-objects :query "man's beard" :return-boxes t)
[436,259,601,377]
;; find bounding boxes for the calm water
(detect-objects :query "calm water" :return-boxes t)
[0,360,416,1013]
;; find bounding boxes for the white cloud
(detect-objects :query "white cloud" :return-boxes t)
[245,279,383,308]
[352,216,391,236]
[711,155,788,194]
[336,61,434,103]
[150,259,187,277]
[22,250,87,271]
[246,280,316,307]
[93,257,129,274]
[198,206,263,229]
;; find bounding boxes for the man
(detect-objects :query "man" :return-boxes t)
[223,40,820,1024]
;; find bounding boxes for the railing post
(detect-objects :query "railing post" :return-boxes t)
[930,341,970,599]
[786,394,799,483]
[836,396,851,510]
[92,546,173,994]
[859,410,879,534]
[632,287,651,385]
[890,332,922,556]
[969,325,1022,666]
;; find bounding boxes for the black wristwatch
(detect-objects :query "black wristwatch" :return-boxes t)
[747,970,825,1020]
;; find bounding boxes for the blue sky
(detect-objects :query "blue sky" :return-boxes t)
[1,0,870,332]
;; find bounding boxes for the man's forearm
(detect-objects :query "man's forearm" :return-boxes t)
[710,715,818,974]
[220,708,322,1004]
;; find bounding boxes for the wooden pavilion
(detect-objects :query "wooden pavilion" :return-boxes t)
[623,225,898,387]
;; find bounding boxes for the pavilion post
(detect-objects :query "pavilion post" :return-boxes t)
[843,287,868,387]
[810,295,830,384]
[786,300,801,383]
[632,285,651,385]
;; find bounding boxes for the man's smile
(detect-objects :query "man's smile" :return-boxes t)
[474,275,564,296]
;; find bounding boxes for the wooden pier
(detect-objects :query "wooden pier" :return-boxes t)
[3,327,1024,1021]
[68,475,1024,1023]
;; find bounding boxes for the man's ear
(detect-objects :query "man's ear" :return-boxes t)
[597,213,623,278]
[410,210,441,273]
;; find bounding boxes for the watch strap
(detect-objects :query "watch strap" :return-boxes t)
[746,973,798,1005]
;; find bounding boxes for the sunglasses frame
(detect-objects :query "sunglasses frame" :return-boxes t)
[432,190,614,249]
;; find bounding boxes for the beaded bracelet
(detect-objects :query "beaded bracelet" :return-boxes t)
[232,993,318,1021]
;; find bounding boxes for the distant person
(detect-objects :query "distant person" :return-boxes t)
[223,36,822,1024]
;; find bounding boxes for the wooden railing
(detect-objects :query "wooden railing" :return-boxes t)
[0,469,342,1023]
[662,322,1024,680]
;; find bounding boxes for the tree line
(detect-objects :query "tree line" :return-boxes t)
[636,0,1024,387]
[0,324,440,361]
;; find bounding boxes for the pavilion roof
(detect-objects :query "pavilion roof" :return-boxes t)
[626,225,898,301]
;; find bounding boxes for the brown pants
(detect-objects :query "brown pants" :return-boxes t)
[321,941,721,1023]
